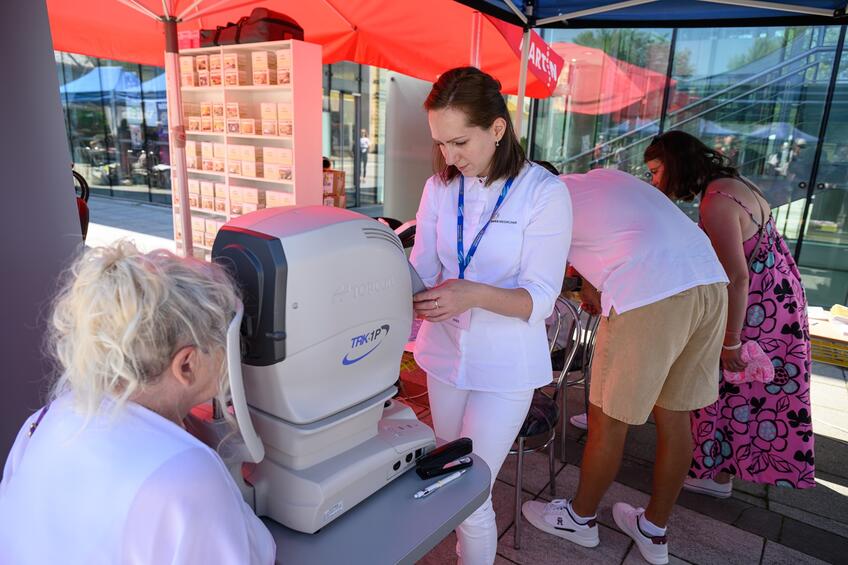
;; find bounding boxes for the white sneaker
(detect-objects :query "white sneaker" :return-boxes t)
[612,502,669,565]
[521,499,600,548]
[682,477,732,499]
[570,412,588,430]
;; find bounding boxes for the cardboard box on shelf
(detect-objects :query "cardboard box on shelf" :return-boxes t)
[187,179,200,194]
[186,116,201,132]
[226,102,249,119]
[276,102,292,121]
[197,72,210,87]
[275,49,291,84]
[192,230,205,246]
[252,70,276,86]
[191,216,205,232]
[260,103,277,121]
[227,160,242,175]
[266,190,294,208]
[200,116,213,132]
[201,142,214,159]
[323,194,347,208]
[209,54,222,71]
[213,118,225,133]
[229,186,242,202]
[240,119,256,135]
[214,183,227,199]
[214,198,227,214]
[223,52,250,71]
[230,202,243,216]
[201,159,214,171]
[239,145,260,161]
[186,155,197,169]
[210,70,223,86]
[261,120,278,136]
[323,169,346,195]
[195,55,209,72]
[262,147,292,164]
[212,158,225,173]
[205,218,218,235]
[227,120,241,134]
[240,187,265,205]
[212,103,225,117]
[179,56,194,73]
[185,141,198,157]
[278,120,293,137]
[213,143,226,159]
[188,193,200,208]
[241,202,261,214]
[200,102,212,117]
[182,101,200,115]
[241,161,259,177]
[200,181,215,197]
[224,69,248,86]
[201,195,215,211]
[251,51,277,71]
[204,232,216,248]
[180,72,197,87]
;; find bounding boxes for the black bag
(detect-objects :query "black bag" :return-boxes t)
[198,8,303,47]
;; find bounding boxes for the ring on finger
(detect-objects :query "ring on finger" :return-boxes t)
[434,300,439,310]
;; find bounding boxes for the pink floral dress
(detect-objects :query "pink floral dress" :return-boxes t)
[690,191,815,488]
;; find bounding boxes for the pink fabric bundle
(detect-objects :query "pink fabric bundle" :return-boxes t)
[723,341,775,384]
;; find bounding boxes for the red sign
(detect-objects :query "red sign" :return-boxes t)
[485,15,564,93]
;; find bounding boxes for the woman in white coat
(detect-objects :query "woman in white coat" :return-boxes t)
[411,67,572,564]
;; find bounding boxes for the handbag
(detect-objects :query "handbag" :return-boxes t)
[198,9,303,47]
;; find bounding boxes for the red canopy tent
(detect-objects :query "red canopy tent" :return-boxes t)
[46,0,563,253]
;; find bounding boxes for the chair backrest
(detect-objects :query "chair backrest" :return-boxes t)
[580,312,601,380]
[549,296,581,395]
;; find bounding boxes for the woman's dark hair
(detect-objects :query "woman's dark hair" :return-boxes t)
[644,130,739,201]
[424,67,525,186]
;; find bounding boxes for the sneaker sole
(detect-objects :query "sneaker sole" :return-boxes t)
[521,502,600,548]
[682,482,732,499]
[612,506,668,565]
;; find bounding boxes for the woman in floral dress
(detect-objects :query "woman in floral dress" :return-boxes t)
[644,131,814,496]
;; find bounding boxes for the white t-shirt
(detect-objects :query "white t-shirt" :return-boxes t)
[562,168,728,316]
[410,162,572,392]
[0,393,275,564]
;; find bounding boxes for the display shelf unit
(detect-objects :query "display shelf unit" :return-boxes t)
[175,39,322,260]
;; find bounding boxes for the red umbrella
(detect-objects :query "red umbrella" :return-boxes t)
[46,0,562,254]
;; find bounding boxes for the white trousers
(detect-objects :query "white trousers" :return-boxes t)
[427,375,534,565]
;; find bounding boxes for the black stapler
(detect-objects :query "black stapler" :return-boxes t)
[416,437,473,479]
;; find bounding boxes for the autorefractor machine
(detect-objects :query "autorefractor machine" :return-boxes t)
[188,205,435,534]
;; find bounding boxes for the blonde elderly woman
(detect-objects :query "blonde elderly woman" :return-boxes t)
[0,242,274,564]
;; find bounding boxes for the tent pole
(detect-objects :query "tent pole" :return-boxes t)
[514,28,530,143]
[163,16,192,256]
[470,11,482,68]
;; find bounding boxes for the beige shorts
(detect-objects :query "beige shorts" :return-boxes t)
[589,283,727,425]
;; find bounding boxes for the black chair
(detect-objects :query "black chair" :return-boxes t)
[375,216,402,230]
[559,310,601,462]
[72,167,90,241]
[511,297,581,549]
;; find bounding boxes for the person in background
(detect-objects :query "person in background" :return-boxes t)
[410,67,571,565]
[359,129,371,181]
[0,242,275,565]
[522,168,728,565]
[645,131,814,498]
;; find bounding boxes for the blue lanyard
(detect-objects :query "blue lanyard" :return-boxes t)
[457,175,514,279]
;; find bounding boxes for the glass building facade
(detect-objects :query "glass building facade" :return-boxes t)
[529,25,848,307]
[55,53,388,209]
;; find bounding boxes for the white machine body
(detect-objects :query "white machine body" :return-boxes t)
[196,206,434,533]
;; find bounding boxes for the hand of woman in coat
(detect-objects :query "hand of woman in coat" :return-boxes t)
[413,279,479,323]
[721,345,747,372]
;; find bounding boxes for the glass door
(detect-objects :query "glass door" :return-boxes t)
[795,38,848,307]
[328,90,362,207]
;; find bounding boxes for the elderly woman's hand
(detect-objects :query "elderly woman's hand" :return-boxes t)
[721,345,747,372]
[413,279,479,323]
